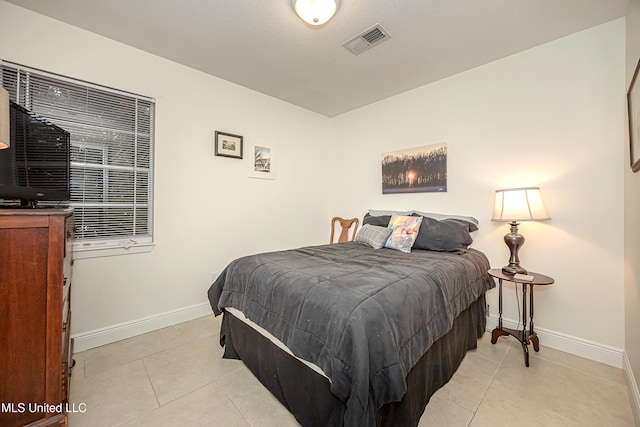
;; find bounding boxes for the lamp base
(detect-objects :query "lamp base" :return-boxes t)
[502,221,527,275]
[502,264,527,275]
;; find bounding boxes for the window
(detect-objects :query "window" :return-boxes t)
[1,61,155,258]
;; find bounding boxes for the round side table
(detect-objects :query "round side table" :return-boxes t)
[488,268,554,367]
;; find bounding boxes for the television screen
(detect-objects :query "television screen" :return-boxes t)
[0,102,70,207]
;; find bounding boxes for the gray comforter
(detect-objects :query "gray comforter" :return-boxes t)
[207,242,494,426]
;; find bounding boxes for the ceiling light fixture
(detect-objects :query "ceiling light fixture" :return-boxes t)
[293,0,338,26]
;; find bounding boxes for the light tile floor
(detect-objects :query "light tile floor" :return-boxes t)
[68,315,636,426]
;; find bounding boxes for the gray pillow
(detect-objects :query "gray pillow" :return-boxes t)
[412,217,473,253]
[367,209,413,217]
[366,209,479,232]
[354,224,393,249]
[413,210,479,231]
[362,213,392,227]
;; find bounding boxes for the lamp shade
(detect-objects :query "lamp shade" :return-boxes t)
[293,0,337,26]
[492,187,550,222]
[0,86,9,149]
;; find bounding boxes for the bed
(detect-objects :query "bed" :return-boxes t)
[207,212,494,426]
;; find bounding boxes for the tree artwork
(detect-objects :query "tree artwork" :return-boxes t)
[381,142,447,194]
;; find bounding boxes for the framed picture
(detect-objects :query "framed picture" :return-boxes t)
[214,131,243,159]
[381,142,447,194]
[629,59,640,173]
[247,142,276,180]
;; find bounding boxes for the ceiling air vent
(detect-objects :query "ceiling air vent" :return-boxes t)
[342,24,391,55]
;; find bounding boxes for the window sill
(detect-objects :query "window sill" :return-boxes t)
[73,242,155,259]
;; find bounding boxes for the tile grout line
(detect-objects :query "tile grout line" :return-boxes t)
[530,352,627,387]
[136,331,227,408]
[140,357,162,408]
[114,335,227,425]
[78,320,213,379]
[109,358,163,427]
[466,340,512,426]
[219,380,256,427]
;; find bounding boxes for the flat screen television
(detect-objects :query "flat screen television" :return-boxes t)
[0,102,71,208]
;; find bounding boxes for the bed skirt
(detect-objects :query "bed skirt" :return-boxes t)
[218,294,487,427]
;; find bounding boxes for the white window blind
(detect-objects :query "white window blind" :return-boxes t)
[1,61,155,255]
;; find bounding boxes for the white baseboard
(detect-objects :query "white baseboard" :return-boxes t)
[71,302,213,352]
[623,351,640,426]
[71,305,626,368]
[486,314,624,368]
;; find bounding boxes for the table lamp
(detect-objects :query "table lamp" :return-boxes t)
[491,187,550,274]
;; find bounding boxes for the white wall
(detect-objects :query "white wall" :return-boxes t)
[0,2,333,338]
[331,20,626,351]
[0,2,629,364]
[625,0,640,422]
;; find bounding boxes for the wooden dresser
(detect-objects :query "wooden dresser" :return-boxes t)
[0,208,74,427]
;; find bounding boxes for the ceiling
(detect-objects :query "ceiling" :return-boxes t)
[5,0,630,117]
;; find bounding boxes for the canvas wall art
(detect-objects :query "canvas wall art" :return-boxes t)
[381,142,447,194]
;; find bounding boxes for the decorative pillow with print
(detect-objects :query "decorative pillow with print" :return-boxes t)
[384,214,422,253]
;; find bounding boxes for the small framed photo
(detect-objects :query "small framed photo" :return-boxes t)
[247,142,276,180]
[628,59,640,172]
[214,131,243,159]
